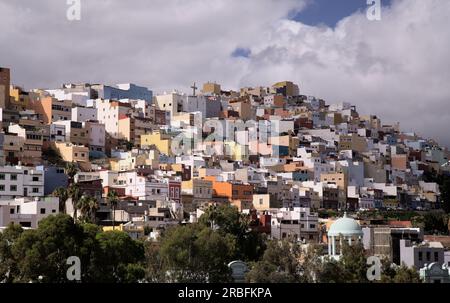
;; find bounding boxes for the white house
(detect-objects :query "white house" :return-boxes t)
[0,166,44,200]
[0,197,59,228]
[72,106,97,122]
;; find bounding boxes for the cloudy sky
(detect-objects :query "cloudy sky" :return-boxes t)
[0,0,449,146]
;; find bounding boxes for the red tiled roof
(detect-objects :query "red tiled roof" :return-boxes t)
[388,220,413,228]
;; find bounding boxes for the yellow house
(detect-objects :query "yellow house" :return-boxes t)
[224,141,247,161]
[141,132,172,155]
[202,82,221,95]
[253,194,271,211]
[321,172,348,209]
[9,86,36,111]
[52,142,89,163]
[338,134,368,153]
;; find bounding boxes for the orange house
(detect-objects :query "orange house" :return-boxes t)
[30,96,72,124]
[204,177,254,204]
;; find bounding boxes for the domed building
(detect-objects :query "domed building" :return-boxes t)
[327,213,363,259]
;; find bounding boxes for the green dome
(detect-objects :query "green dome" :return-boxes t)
[328,213,363,237]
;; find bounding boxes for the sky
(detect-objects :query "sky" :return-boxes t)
[293,0,392,28]
[0,0,449,147]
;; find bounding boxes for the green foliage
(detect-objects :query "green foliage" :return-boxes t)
[65,162,78,185]
[0,223,24,282]
[316,258,346,283]
[52,187,69,213]
[380,260,422,283]
[147,224,235,283]
[0,214,145,283]
[246,240,302,283]
[313,241,368,283]
[391,265,422,283]
[423,210,449,235]
[198,205,266,261]
[77,195,99,224]
[68,184,81,220]
[88,231,145,283]
[107,190,120,229]
[300,244,324,283]
[441,178,450,214]
[339,242,368,282]
[318,209,339,219]
[12,214,87,283]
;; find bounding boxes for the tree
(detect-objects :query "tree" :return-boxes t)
[423,210,449,235]
[65,162,78,186]
[91,231,145,283]
[379,259,421,283]
[199,204,266,261]
[379,257,398,283]
[52,187,69,213]
[301,244,325,283]
[392,265,421,283]
[11,214,87,283]
[314,241,368,283]
[339,241,368,283]
[315,258,346,283]
[107,190,120,230]
[0,223,24,283]
[77,195,99,224]
[3,214,145,283]
[441,178,450,214]
[68,184,82,221]
[246,240,302,283]
[147,224,235,283]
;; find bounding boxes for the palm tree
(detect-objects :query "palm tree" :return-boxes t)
[65,162,78,186]
[77,195,99,223]
[68,184,81,221]
[52,187,69,213]
[107,190,120,230]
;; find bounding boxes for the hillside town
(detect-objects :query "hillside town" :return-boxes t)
[0,66,449,283]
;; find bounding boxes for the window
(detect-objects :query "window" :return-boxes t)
[10,208,14,214]
[426,252,431,261]
[434,252,439,262]
[310,224,315,229]
[10,174,17,181]
[0,185,4,191]
[32,176,39,182]
[0,174,4,180]
[418,252,423,261]
[32,188,39,193]
[40,208,46,214]
[10,185,17,192]
[52,209,56,213]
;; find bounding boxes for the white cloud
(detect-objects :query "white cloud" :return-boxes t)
[0,0,449,146]
[239,0,450,146]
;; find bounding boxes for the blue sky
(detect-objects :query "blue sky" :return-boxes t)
[293,0,393,27]
[232,0,394,58]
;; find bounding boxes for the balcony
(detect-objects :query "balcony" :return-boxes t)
[5,157,19,165]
